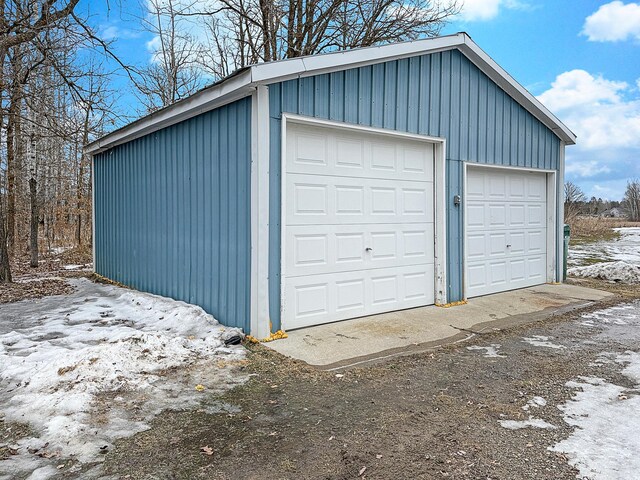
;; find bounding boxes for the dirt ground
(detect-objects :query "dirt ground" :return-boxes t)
[82,279,638,480]
[0,247,93,304]
[2,277,638,479]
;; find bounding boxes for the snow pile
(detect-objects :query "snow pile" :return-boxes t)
[568,261,640,284]
[466,344,506,358]
[0,279,247,478]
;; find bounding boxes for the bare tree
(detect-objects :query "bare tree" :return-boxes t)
[0,0,122,282]
[147,0,461,90]
[135,0,205,112]
[624,179,640,221]
[564,181,586,222]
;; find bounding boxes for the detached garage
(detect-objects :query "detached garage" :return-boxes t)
[86,33,575,338]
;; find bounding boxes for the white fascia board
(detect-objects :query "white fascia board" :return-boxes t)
[85,69,254,154]
[250,33,466,84]
[459,35,576,145]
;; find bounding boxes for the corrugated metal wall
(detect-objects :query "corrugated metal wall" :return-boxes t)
[94,97,252,331]
[268,49,561,329]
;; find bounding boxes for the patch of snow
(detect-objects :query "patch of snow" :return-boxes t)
[550,368,640,479]
[521,335,566,350]
[0,278,247,479]
[580,303,640,327]
[466,344,506,358]
[62,263,92,271]
[522,396,547,411]
[569,261,640,284]
[48,247,69,255]
[568,227,640,268]
[499,417,557,430]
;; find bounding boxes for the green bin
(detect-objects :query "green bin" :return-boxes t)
[563,224,571,281]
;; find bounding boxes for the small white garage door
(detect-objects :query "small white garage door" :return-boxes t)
[283,122,435,330]
[465,167,548,298]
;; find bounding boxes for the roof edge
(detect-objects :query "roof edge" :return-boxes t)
[86,32,575,154]
[459,34,576,145]
[85,69,254,154]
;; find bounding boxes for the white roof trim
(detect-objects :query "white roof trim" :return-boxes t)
[86,33,575,154]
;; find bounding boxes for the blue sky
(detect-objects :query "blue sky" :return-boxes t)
[81,0,640,201]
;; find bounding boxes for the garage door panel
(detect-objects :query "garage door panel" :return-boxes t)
[466,201,546,231]
[286,223,434,277]
[293,129,329,166]
[466,167,548,298]
[466,230,545,261]
[286,123,433,182]
[527,175,546,200]
[284,122,436,329]
[287,173,433,225]
[284,264,435,330]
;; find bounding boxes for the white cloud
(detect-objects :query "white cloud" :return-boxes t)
[537,69,640,150]
[100,23,142,41]
[582,1,640,42]
[565,160,611,178]
[459,0,532,21]
[538,69,640,199]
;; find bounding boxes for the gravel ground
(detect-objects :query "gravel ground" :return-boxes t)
[97,280,640,480]
[2,279,638,479]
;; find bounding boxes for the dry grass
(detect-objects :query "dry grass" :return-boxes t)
[567,216,640,244]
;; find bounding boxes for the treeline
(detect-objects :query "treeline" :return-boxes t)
[565,180,640,222]
[0,0,120,281]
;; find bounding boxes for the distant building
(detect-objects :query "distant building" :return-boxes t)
[602,208,623,218]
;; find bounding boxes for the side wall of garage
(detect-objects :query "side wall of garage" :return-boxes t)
[94,97,252,331]
[268,49,561,330]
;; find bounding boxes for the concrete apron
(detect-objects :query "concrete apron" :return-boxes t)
[266,284,613,370]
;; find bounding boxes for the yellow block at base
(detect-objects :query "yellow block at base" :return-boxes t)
[435,300,468,308]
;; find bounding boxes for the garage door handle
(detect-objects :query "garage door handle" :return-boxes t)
[506,244,511,248]
[365,247,373,252]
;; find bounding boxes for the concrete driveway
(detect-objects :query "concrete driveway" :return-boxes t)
[268,283,612,369]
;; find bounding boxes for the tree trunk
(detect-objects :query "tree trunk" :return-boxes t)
[0,201,11,282]
[6,98,17,254]
[29,177,39,268]
[6,47,23,256]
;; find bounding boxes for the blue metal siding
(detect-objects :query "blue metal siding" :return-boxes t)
[94,97,252,331]
[268,49,561,329]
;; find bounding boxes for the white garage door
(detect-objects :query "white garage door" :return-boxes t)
[465,167,547,298]
[282,122,435,330]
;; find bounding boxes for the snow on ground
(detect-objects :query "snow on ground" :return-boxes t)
[499,417,557,430]
[466,344,506,358]
[521,335,566,349]
[568,261,640,284]
[522,396,547,411]
[550,305,640,479]
[550,368,640,480]
[568,227,640,268]
[0,278,247,479]
[62,263,93,271]
[580,303,639,327]
[567,227,640,283]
